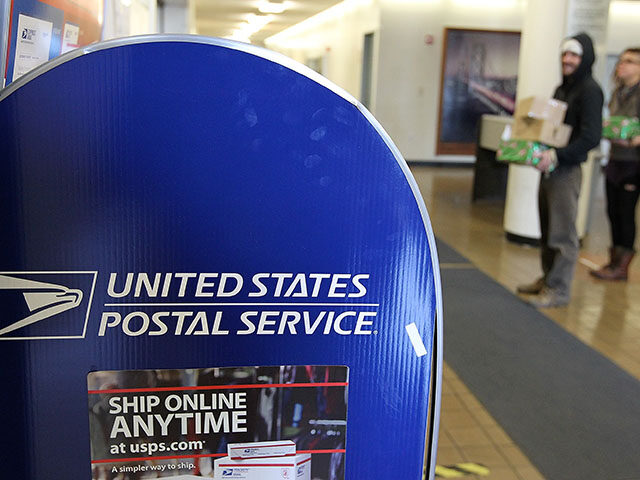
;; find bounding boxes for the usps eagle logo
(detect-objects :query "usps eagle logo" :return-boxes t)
[0,272,97,340]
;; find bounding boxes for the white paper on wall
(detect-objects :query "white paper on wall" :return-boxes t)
[13,13,53,81]
[61,23,79,54]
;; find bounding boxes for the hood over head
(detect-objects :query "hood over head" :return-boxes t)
[562,32,596,84]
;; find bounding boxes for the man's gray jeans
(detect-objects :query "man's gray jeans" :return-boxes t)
[538,164,582,300]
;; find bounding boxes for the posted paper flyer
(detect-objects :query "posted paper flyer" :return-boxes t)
[88,365,348,479]
[13,14,53,81]
[61,23,80,54]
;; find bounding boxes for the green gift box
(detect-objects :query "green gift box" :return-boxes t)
[496,139,548,165]
[602,116,640,140]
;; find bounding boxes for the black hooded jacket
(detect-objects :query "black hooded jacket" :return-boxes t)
[553,33,604,167]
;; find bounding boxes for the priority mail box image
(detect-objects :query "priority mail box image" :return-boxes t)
[229,440,296,459]
[215,453,311,480]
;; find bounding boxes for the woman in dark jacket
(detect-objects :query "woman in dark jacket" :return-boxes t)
[591,47,640,281]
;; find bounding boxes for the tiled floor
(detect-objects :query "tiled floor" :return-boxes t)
[412,164,640,479]
[436,364,544,479]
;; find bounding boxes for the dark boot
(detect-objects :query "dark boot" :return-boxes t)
[590,246,620,279]
[609,248,635,281]
[592,247,634,281]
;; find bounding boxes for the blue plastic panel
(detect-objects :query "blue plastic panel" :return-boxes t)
[0,36,441,480]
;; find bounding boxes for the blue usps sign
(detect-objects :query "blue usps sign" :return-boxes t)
[0,36,442,479]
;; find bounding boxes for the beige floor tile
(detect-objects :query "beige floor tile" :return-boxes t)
[465,407,499,428]
[459,445,510,468]
[484,466,524,480]
[443,364,460,380]
[437,429,455,447]
[501,445,535,467]
[442,393,466,412]
[436,445,466,464]
[448,426,493,447]
[447,378,472,394]
[483,425,515,447]
[457,391,485,410]
[441,408,479,429]
[515,465,546,479]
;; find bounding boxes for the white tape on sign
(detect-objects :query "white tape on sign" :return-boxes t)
[405,322,427,357]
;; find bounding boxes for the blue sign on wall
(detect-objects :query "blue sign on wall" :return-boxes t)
[0,36,442,480]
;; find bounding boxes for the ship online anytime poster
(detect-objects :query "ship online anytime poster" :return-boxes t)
[88,366,348,480]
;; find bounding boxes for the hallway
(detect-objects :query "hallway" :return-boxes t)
[411,164,640,479]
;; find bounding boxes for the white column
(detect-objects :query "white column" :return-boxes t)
[567,0,610,238]
[503,0,610,241]
[504,0,568,240]
[157,0,195,34]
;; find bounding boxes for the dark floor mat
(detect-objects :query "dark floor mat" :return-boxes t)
[441,256,640,480]
[435,238,470,264]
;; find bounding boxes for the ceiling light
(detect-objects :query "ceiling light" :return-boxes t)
[258,1,288,14]
[228,13,273,41]
[610,1,640,17]
[225,31,252,43]
[245,13,274,27]
[265,0,372,45]
[451,0,521,7]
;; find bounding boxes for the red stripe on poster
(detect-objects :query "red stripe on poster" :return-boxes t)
[88,381,349,394]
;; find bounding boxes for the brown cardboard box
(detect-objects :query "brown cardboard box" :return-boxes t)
[512,117,572,147]
[514,96,568,125]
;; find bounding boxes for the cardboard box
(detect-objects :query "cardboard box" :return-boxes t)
[603,116,640,140]
[514,96,567,125]
[512,117,572,148]
[214,453,311,480]
[228,440,296,460]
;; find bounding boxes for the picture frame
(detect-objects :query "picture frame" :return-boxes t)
[437,28,521,155]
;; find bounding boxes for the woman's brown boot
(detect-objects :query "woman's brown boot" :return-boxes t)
[591,247,634,281]
[590,247,620,279]
[608,248,635,281]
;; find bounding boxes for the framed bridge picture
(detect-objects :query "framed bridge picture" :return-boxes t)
[436,28,521,155]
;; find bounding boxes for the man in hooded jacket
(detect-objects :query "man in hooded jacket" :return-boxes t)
[518,33,604,308]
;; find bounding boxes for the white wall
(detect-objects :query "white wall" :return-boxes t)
[607,1,640,54]
[157,0,196,34]
[265,0,639,163]
[103,0,157,40]
[375,0,525,161]
[265,0,380,108]
[130,0,157,35]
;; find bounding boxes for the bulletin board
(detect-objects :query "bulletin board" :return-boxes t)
[2,0,101,86]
